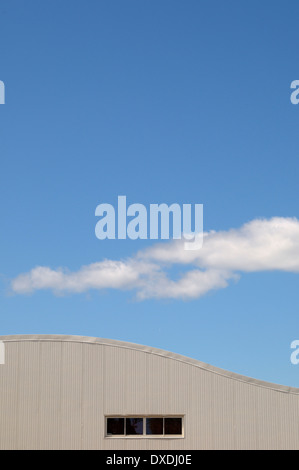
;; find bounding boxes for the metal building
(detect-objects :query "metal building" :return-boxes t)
[0,334,298,450]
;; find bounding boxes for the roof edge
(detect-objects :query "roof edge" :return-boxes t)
[0,334,298,395]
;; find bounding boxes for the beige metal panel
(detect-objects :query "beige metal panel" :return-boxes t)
[1,335,299,449]
[267,391,293,450]
[37,341,62,449]
[1,334,298,393]
[59,341,83,449]
[16,340,41,449]
[233,379,258,450]
[204,372,235,450]
[156,352,189,413]
[253,386,279,449]
[284,393,299,449]
[0,341,4,364]
[103,345,147,415]
[252,385,299,450]
[102,345,188,450]
[276,392,298,450]
[81,343,104,449]
[181,366,208,449]
[0,341,19,449]
[145,353,177,415]
[102,345,128,415]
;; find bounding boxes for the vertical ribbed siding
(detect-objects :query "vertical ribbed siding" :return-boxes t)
[0,341,19,449]
[59,341,83,449]
[17,341,40,449]
[81,343,104,449]
[234,379,258,450]
[37,341,62,449]
[1,336,299,449]
[104,346,147,415]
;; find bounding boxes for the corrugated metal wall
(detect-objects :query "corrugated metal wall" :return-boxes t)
[0,335,299,450]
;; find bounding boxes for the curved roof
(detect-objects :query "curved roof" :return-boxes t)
[0,334,298,394]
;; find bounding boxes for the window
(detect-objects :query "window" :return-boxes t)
[146,418,163,435]
[126,418,143,435]
[107,417,124,435]
[165,417,182,435]
[106,416,183,437]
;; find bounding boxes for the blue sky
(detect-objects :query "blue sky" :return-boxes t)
[1,0,299,387]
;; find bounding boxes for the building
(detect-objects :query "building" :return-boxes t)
[0,334,298,450]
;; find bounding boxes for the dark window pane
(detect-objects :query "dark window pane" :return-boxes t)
[126,418,143,435]
[107,418,124,435]
[146,418,163,435]
[164,418,182,435]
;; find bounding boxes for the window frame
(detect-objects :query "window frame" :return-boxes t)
[105,415,184,439]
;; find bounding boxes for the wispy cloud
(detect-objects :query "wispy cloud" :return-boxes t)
[10,217,299,300]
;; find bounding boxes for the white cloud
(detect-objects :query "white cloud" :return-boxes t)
[143,217,299,272]
[136,269,235,300]
[11,260,153,294]
[10,217,299,300]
